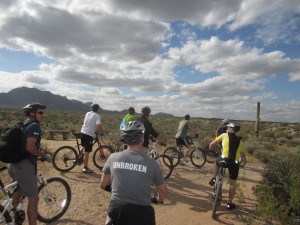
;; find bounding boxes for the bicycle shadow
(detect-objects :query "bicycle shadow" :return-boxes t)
[57,170,101,184]
[49,218,94,225]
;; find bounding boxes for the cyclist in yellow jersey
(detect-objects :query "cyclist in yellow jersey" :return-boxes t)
[120,107,136,129]
[208,123,244,210]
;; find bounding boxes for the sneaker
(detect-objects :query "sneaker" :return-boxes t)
[82,168,93,173]
[227,203,236,210]
[209,177,216,186]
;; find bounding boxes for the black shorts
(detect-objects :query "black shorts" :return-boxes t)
[108,201,155,225]
[216,157,240,180]
[80,133,93,152]
[176,138,189,147]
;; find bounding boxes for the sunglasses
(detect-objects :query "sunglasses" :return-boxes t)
[36,111,44,115]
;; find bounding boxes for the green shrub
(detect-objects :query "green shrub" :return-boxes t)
[254,153,300,225]
[253,149,271,163]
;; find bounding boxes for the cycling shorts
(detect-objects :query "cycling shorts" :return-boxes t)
[176,138,189,147]
[80,133,93,152]
[107,201,155,225]
[216,157,240,180]
[8,159,38,197]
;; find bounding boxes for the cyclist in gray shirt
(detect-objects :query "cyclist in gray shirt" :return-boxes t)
[100,121,167,225]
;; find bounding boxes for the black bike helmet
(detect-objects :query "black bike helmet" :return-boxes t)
[91,103,100,112]
[141,106,151,114]
[120,121,145,145]
[23,102,46,114]
[128,107,135,114]
[184,114,190,120]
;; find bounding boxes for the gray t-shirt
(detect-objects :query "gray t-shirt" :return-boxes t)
[102,150,165,206]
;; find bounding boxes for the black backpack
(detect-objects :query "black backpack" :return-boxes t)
[0,122,32,163]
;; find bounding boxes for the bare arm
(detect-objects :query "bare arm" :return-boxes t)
[100,173,111,189]
[96,124,103,134]
[209,139,219,151]
[156,183,167,203]
[26,137,44,157]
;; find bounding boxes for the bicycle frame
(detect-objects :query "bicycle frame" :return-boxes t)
[212,166,226,218]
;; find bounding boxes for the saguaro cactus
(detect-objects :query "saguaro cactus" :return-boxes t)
[255,101,260,137]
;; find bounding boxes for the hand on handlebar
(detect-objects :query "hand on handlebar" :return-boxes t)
[151,193,164,204]
[40,153,52,163]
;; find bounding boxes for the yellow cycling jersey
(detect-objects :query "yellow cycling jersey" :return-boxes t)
[216,132,244,161]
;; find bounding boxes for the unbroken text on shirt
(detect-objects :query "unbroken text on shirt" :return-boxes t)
[113,162,147,173]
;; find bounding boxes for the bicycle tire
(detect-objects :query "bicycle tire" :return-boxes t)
[204,144,221,164]
[93,145,114,169]
[154,154,173,180]
[212,177,222,219]
[52,146,79,172]
[240,153,246,168]
[190,148,206,168]
[37,177,71,223]
[163,147,180,167]
[0,205,12,224]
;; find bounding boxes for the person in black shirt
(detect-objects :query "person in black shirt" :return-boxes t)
[136,106,164,152]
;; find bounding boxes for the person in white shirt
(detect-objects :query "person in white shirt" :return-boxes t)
[80,103,103,173]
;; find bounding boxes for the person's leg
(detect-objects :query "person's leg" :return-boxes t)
[27,196,39,225]
[227,162,239,209]
[83,152,90,168]
[184,144,192,159]
[228,179,237,203]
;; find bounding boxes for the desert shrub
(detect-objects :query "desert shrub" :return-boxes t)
[254,153,300,225]
[277,137,289,145]
[289,138,300,147]
[253,149,271,163]
[263,142,276,151]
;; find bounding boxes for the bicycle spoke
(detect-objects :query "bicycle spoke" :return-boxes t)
[38,178,71,223]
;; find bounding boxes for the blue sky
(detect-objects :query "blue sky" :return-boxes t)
[0,0,300,123]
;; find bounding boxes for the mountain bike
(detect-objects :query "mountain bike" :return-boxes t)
[163,135,206,168]
[203,143,246,167]
[0,161,71,224]
[52,132,114,172]
[211,160,226,219]
[148,140,173,180]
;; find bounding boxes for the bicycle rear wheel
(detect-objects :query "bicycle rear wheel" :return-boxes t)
[93,145,114,169]
[154,154,173,180]
[190,148,206,168]
[240,153,246,168]
[37,177,71,223]
[163,147,180,167]
[52,146,79,172]
[212,178,222,219]
[204,144,221,164]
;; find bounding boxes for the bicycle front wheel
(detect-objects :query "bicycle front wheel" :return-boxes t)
[52,146,79,172]
[154,154,173,180]
[93,145,114,169]
[37,177,71,223]
[205,144,221,164]
[163,147,180,167]
[190,148,206,168]
[212,179,222,219]
[0,205,12,224]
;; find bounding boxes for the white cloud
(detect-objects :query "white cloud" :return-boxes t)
[0,0,299,122]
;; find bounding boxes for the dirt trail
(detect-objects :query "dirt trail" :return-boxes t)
[36,140,266,225]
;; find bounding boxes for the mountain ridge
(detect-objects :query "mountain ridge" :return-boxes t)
[0,87,175,116]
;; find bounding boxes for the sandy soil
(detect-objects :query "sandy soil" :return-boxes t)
[32,140,268,225]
